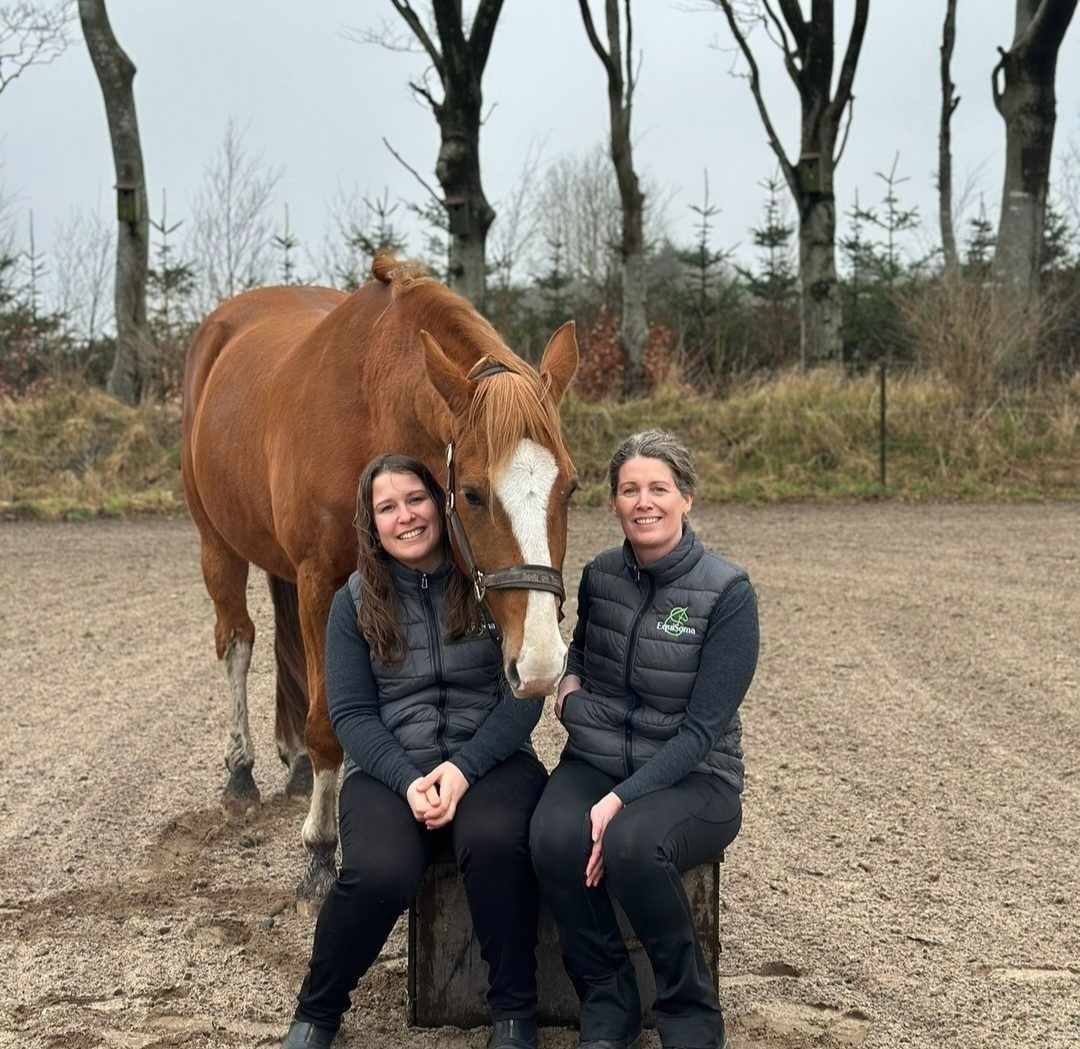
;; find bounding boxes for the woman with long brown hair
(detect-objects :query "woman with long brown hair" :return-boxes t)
[282,454,547,1049]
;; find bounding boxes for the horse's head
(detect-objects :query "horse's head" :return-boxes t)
[419,322,579,698]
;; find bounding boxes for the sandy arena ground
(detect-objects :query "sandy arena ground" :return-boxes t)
[2,504,1079,1049]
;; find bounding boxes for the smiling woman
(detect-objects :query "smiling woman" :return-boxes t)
[530,429,760,1049]
[282,452,550,1049]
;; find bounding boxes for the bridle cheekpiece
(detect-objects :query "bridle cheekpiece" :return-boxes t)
[443,357,566,614]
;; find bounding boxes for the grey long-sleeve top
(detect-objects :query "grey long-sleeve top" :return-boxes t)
[325,580,542,797]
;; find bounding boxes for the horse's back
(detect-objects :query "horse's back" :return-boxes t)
[181,285,353,576]
[183,286,347,421]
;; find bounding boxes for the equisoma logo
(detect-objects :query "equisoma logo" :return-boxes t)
[658,606,696,637]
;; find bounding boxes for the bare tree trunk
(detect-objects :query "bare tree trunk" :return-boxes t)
[717,0,869,366]
[940,0,960,274]
[991,0,1079,294]
[434,73,494,306]
[78,0,149,403]
[799,192,842,370]
[579,0,647,395]
[389,0,502,309]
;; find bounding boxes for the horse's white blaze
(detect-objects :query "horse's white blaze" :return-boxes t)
[302,770,338,848]
[494,439,567,692]
[223,638,254,770]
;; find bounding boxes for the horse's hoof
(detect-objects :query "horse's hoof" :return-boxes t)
[222,765,261,818]
[295,844,336,916]
[285,753,314,800]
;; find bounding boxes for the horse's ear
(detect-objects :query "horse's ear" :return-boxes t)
[420,330,473,417]
[539,321,579,404]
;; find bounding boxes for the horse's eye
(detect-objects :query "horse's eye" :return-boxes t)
[566,480,579,502]
[463,487,485,508]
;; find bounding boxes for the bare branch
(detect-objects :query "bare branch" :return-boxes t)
[991,45,1007,116]
[0,0,74,96]
[468,0,505,73]
[761,0,801,85]
[830,0,869,118]
[381,136,444,211]
[624,0,634,104]
[408,75,440,114]
[388,0,445,81]
[578,0,615,77]
[774,0,808,51]
[341,17,425,55]
[1016,0,1080,55]
[431,0,467,85]
[715,0,796,192]
[833,95,854,165]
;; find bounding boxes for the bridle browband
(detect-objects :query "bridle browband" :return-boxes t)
[443,357,566,613]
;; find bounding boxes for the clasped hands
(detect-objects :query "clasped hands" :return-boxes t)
[406,761,469,830]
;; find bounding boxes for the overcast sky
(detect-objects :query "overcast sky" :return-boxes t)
[3,1,1080,293]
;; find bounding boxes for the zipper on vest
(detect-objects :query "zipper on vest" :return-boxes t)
[419,575,450,761]
[622,574,655,777]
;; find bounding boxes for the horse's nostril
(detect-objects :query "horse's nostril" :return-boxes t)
[507,660,522,693]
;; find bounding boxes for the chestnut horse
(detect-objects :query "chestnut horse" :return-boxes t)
[181,256,579,903]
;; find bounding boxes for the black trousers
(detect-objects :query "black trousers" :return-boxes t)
[295,750,548,1032]
[530,759,741,1049]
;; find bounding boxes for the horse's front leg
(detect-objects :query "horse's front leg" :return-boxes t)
[294,562,344,912]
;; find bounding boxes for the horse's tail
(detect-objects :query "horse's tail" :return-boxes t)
[267,574,309,765]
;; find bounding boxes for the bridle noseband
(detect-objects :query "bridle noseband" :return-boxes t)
[443,358,566,615]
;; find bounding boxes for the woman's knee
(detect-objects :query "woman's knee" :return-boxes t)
[338,846,424,908]
[529,798,588,879]
[602,813,664,885]
[456,806,530,868]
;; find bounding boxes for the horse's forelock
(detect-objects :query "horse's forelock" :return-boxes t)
[467,371,570,485]
[376,266,570,481]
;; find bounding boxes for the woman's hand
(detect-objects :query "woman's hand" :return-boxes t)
[406,777,441,823]
[414,761,470,829]
[585,791,624,888]
[554,673,582,721]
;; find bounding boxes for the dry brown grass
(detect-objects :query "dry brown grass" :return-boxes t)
[0,382,183,519]
[2,370,1078,520]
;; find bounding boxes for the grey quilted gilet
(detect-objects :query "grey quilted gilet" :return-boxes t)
[342,561,505,779]
[561,527,747,792]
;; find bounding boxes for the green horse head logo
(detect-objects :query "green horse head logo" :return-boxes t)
[659,606,691,635]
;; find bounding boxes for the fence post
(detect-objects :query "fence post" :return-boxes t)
[879,360,887,488]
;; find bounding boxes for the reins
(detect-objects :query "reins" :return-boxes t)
[444,358,566,616]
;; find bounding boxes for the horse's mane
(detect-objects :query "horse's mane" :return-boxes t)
[372,254,572,479]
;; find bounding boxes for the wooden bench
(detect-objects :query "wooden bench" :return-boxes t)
[408,858,721,1028]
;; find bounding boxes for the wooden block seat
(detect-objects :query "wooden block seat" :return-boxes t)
[408,851,722,1029]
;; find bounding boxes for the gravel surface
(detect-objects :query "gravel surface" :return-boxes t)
[2,504,1078,1049]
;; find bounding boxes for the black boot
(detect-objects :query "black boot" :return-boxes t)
[578,1032,641,1049]
[487,1017,539,1049]
[664,1011,727,1049]
[281,1020,335,1048]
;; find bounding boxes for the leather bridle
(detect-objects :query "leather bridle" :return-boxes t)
[443,358,566,613]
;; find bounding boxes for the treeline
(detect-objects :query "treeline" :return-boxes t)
[2,1,1079,406]
[4,141,1080,403]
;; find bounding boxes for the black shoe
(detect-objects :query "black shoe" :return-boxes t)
[664,1013,727,1049]
[488,1017,539,1049]
[579,1033,641,1049]
[281,1020,335,1048]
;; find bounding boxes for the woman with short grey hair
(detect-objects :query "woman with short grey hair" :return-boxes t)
[531,430,759,1049]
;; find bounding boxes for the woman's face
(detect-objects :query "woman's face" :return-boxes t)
[611,456,692,566]
[372,471,444,573]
